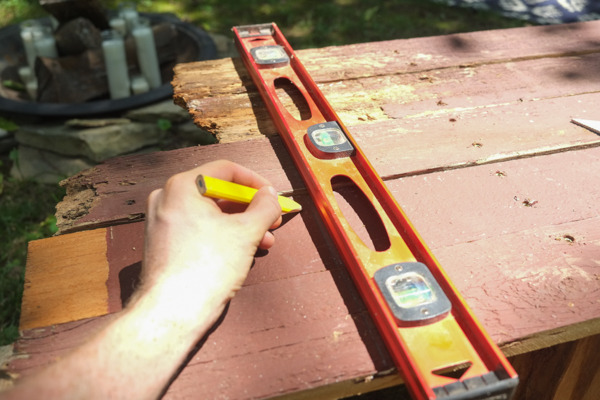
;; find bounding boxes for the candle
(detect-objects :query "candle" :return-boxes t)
[18,66,34,83]
[49,16,59,30]
[20,20,42,68]
[34,26,58,59]
[131,75,149,94]
[109,17,127,37]
[119,2,139,33]
[26,79,38,100]
[132,18,161,89]
[101,30,130,99]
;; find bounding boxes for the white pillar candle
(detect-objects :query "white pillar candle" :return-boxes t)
[101,30,131,99]
[49,16,59,30]
[20,20,42,68]
[26,79,38,100]
[119,2,139,33]
[109,17,127,37]
[131,75,149,94]
[34,26,58,59]
[132,18,161,89]
[18,66,34,84]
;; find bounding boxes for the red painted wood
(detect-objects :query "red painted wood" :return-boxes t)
[11,147,600,399]
[56,139,303,233]
[105,223,145,313]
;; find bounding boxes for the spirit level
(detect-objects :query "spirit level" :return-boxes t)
[233,23,519,400]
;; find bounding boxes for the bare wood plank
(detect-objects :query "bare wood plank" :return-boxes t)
[184,53,600,142]
[173,25,600,142]
[173,20,600,102]
[19,223,146,330]
[20,229,110,330]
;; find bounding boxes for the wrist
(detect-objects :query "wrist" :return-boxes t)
[126,273,229,339]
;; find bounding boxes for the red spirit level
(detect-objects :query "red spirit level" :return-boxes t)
[233,23,519,400]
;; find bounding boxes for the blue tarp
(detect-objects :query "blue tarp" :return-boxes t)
[434,0,600,24]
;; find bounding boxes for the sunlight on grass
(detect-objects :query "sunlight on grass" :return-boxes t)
[0,177,64,345]
[0,0,529,49]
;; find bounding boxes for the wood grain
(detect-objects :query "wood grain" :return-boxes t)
[173,21,600,143]
[509,334,600,400]
[20,229,110,330]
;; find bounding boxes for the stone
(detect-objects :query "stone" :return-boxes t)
[15,121,165,162]
[0,128,17,154]
[54,17,103,55]
[175,120,217,145]
[0,137,17,154]
[10,145,95,184]
[124,99,191,123]
[65,118,131,128]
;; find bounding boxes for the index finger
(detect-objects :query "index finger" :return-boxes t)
[191,160,272,189]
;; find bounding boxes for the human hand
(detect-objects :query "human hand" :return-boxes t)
[135,160,283,326]
[3,161,284,400]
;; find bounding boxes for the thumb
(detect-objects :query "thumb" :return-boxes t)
[244,186,283,236]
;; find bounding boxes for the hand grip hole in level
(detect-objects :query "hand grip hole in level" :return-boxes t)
[274,77,312,121]
[331,175,391,252]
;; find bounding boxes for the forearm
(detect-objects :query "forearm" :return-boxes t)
[7,282,226,400]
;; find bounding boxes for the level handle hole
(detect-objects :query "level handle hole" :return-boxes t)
[274,77,312,121]
[331,175,391,252]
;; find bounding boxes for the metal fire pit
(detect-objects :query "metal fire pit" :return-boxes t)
[0,13,216,117]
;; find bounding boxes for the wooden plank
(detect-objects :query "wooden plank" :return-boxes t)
[20,229,110,330]
[385,146,600,346]
[173,20,600,103]
[19,223,145,330]
[55,138,303,233]
[509,334,600,400]
[13,146,600,399]
[55,91,600,234]
[173,23,600,142]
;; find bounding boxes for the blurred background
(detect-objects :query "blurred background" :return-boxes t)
[0,0,531,49]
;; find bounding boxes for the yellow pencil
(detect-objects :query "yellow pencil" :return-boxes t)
[196,174,302,213]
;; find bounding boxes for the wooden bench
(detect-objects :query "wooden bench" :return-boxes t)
[7,20,600,399]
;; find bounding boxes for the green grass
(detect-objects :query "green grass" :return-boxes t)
[0,173,64,345]
[0,0,529,346]
[140,0,529,49]
[2,0,529,48]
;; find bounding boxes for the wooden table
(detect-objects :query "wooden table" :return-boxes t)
[7,21,600,399]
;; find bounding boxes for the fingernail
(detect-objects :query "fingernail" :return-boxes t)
[267,186,277,196]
